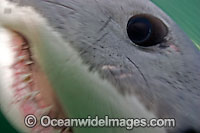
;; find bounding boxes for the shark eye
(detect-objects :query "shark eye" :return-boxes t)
[127,14,168,47]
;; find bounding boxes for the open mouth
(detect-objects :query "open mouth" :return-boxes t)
[0,28,72,133]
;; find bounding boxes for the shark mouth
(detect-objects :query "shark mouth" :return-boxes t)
[0,28,72,133]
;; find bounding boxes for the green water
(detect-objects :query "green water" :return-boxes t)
[0,1,199,132]
[152,0,200,50]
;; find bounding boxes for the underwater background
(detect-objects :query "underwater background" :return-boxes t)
[0,0,199,132]
[152,0,200,50]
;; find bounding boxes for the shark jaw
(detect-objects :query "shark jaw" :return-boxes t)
[0,1,166,133]
[0,27,71,133]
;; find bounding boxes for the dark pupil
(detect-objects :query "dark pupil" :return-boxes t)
[127,17,151,44]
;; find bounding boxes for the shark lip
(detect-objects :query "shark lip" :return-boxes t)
[0,28,72,133]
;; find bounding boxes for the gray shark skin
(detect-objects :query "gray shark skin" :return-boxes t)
[6,0,200,133]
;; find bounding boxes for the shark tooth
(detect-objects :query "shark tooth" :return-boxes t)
[20,73,32,82]
[61,127,70,133]
[13,55,26,65]
[15,68,23,73]
[17,82,28,89]
[23,90,40,101]
[25,60,33,65]
[17,55,26,62]
[22,45,29,50]
[36,105,53,117]
[14,90,39,103]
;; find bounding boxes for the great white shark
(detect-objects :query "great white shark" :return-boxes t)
[0,0,200,133]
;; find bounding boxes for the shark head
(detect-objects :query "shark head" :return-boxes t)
[0,0,200,133]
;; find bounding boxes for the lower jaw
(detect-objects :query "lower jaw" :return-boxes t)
[0,27,71,133]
